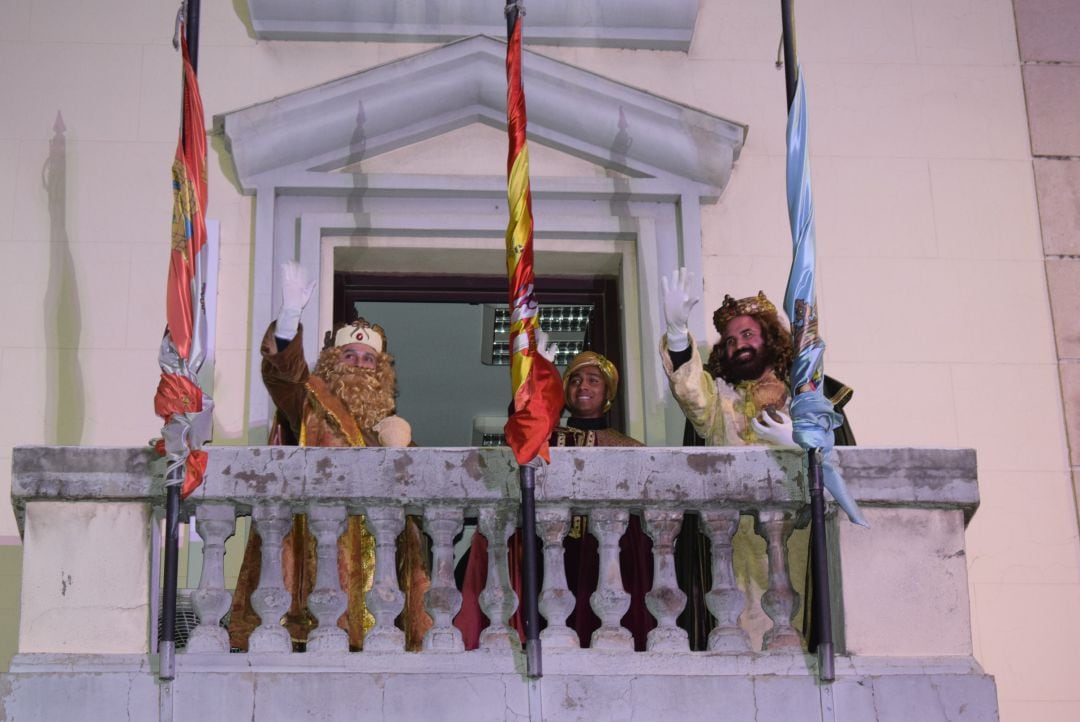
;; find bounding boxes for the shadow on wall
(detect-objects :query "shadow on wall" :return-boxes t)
[345,97,368,228]
[43,111,84,445]
[231,0,256,39]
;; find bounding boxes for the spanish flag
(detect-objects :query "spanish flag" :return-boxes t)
[502,12,564,465]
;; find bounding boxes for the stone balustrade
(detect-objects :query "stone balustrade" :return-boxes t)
[10,445,980,656]
[5,444,998,722]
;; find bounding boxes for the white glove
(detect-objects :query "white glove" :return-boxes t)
[536,327,559,364]
[275,261,315,341]
[750,410,796,447]
[374,415,412,448]
[661,267,699,352]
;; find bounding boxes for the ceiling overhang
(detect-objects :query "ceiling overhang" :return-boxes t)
[245,0,700,51]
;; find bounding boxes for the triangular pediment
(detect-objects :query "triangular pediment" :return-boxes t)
[342,123,633,179]
[216,35,745,195]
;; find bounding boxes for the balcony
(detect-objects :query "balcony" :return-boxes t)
[3,445,998,721]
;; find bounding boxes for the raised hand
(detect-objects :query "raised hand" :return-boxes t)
[535,327,559,364]
[275,261,316,341]
[661,267,699,352]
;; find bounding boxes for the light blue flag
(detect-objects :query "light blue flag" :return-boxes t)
[784,69,868,528]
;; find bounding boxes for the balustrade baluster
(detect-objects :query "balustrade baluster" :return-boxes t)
[185,503,236,652]
[477,505,519,649]
[588,508,633,650]
[248,503,293,653]
[700,509,750,652]
[363,506,407,651]
[536,507,577,648]
[305,504,349,653]
[643,509,687,651]
[422,507,465,651]
[755,509,802,651]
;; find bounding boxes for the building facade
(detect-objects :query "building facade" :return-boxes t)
[1,1,1078,719]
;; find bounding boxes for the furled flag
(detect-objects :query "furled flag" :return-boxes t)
[784,69,867,527]
[154,28,214,499]
[501,9,564,465]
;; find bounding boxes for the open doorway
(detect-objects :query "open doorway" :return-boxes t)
[334,273,624,446]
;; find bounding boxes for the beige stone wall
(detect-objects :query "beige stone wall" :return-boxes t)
[1010,3,1080,718]
[0,0,1076,717]
[19,501,150,654]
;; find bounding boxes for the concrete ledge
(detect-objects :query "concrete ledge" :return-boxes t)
[4,650,989,678]
[1,653,997,722]
[10,446,160,534]
[11,445,979,523]
[834,447,979,521]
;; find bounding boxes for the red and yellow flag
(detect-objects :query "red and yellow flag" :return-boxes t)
[502,14,564,465]
[155,29,213,499]
[167,34,208,362]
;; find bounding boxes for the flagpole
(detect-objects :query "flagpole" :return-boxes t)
[185,0,200,72]
[159,477,180,680]
[780,0,797,108]
[505,0,543,680]
[780,0,835,684]
[159,0,202,683]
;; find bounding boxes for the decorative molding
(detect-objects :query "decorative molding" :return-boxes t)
[245,0,700,51]
[216,35,745,196]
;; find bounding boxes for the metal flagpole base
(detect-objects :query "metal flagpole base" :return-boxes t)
[817,641,834,682]
[526,638,543,678]
[159,640,176,681]
[808,448,835,684]
[159,481,181,681]
[519,463,543,679]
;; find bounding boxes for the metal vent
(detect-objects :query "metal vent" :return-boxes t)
[157,590,201,649]
[482,304,593,366]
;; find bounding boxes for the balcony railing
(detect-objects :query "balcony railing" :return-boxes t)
[5,445,999,721]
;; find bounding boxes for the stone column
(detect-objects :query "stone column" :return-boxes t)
[643,509,687,651]
[755,509,801,651]
[422,507,465,652]
[248,503,293,653]
[700,509,750,652]
[589,508,633,650]
[537,506,577,648]
[305,504,349,653]
[185,503,236,652]
[477,505,519,649]
[363,506,406,652]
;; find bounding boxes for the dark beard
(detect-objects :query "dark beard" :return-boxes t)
[722,347,772,383]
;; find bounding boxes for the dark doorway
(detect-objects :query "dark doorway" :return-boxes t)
[334,273,627,443]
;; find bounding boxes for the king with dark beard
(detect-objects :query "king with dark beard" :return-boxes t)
[657,268,856,652]
[229,262,429,652]
[660,268,795,446]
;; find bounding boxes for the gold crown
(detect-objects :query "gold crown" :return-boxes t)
[713,291,778,332]
[563,351,619,413]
